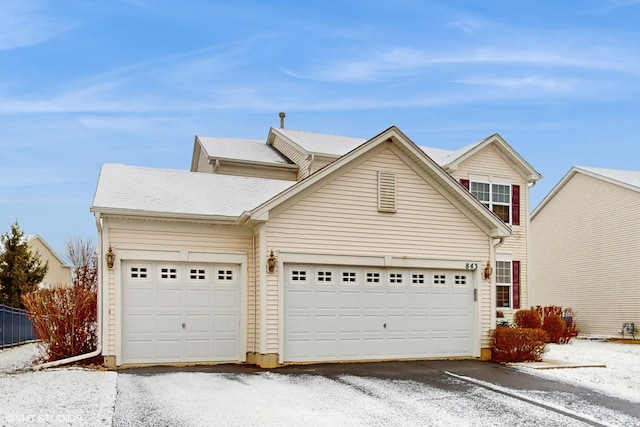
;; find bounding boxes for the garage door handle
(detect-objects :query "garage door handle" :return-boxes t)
[182,323,186,329]
[383,323,387,329]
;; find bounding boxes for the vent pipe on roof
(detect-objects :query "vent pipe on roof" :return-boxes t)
[279,112,286,128]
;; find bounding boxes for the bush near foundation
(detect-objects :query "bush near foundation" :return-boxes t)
[534,305,579,344]
[513,308,542,330]
[21,237,98,363]
[22,285,97,362]
[490,327,548,363]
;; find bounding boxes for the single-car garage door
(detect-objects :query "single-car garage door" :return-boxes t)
[122,261,242,365]
[284,264,474,362]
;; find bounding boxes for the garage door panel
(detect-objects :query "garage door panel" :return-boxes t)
[122,261,241,365]
[214,314,240,334]
[284,264,474,362]
[214,289,240,308]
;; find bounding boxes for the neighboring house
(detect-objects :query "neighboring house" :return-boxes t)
[91,122,540,368]
[26,235,72,288]
[530,166,640,337]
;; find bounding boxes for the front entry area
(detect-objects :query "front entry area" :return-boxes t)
[121,261,242,365]
[283,264,475,362]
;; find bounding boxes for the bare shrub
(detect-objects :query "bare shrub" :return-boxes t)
[491,327,548,363]
[513,308,542,330]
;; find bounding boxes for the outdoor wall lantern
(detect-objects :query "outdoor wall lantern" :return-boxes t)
[105,245,116,269]
[483,260,493,280]
[266,250,277,274]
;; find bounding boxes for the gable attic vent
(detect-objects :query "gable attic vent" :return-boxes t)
[377,171,397,213]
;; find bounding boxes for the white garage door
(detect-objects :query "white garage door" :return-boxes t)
[284,264,474,362]
[122,261,242,365]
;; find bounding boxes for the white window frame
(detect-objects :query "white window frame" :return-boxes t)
[432,272,448,287]
[495,258,512,309]
[469,179,512,224]
[410,271,427,286]
[453,273,468,287]
[340,269,359,285]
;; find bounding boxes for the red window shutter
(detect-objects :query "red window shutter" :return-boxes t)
[511,184,520,226]
[460,179,470,190]
[512,260,521,309]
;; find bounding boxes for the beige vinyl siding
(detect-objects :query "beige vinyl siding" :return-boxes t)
[450,144,530,316]
[530,173,640,336]
[214,163,298,181]
[104,218,253,356]
[265,147,492,352]
[270,135,310,180]
[196,148,214,173]
[27,238,72,287]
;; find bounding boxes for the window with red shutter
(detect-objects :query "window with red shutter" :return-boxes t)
[511,184,520,226]
[512,260,521,309]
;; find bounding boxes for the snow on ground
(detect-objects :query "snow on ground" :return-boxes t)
[520,339,640,403]
[0,339,638,426]
[114,371,591,426]
[0,344,117,426]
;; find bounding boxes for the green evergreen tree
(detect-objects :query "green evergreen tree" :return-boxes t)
[0,221,48,308]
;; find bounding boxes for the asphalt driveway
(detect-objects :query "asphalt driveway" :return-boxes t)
[113,360,640,426]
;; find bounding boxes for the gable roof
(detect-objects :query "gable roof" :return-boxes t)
[436,134,542,183]
[194,136,294,168]
[198,128,540,184]
[26,234,72,267]
[532,166,640,219]
[91,163,293,221]
[250,126,512,238]
[270,128,366,157]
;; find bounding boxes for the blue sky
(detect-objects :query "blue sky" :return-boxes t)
[1,0,639,257]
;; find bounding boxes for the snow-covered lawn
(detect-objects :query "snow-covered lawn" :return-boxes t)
[0,339,638,426]
[523,338,640,403]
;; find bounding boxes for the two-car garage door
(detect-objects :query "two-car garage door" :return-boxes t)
[122,261,242,365]
[284,264,475,362]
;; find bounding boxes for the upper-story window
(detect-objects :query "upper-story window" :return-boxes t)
[462,179,520,226]
[470,182,511,223]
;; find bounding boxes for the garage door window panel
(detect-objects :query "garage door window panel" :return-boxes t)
[188,267,208,282]
[215,267,237,284]
[411,273,426,286]
[290,268,310,285]
[365,270,382,285]
[341,270,359,285]
[158,266,179,282]
[129,266,150,281]
[432,273,448,287]
[315,269,335,285]
[388,271,405,286]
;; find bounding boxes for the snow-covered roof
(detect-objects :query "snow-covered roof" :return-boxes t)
[198,137,291,165]
[576,166,640,191]
[273,128,367,156]
[91,164,294,219]
[532,165,640,218]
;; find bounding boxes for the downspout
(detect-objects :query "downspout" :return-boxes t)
[252,232,258,352]
[32,214,104,370]
[488,236,506,333]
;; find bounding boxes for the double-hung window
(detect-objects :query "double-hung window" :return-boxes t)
[495,259,521,309]
[470,182,511,223]
[462,178,520,225]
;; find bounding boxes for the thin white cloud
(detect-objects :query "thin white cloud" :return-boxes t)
[0,0,72,50]
[454,75,579,92]
[283,45,640,83]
